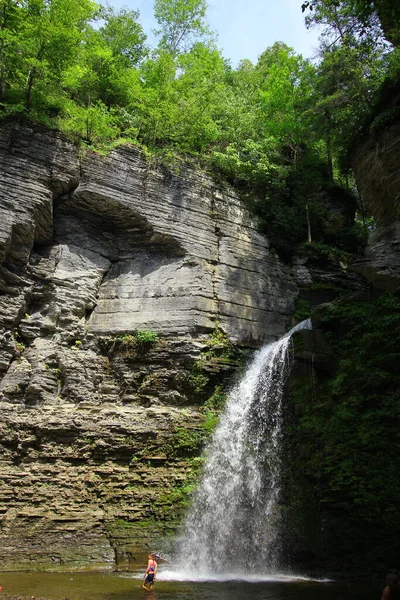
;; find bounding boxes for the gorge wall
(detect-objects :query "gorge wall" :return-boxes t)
[352,86,400,292]
[284,106,400,575]
[0,121,300,571]
[1,115,396,576]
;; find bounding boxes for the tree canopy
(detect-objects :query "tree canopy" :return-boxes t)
[302,0,400,46]
[0,0,398,257]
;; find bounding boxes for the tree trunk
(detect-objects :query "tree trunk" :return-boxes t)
[0,2,8,101]
[0,56,6,101]
[326,130,334,182]
[25,69,35,111]
[375,0,400,46]
[306,203,312,244]
[25,42,46,111]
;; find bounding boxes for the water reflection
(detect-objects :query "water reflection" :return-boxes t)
[0,572,382,600]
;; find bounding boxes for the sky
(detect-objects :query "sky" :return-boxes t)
[109,0,322,66]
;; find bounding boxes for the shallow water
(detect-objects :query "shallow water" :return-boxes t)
[0,570,382,600]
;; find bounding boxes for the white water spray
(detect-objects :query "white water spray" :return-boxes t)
[173,320,312,579]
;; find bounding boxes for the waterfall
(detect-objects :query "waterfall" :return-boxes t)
[174,319,312,579]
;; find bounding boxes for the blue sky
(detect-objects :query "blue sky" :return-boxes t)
[109,0,321,66]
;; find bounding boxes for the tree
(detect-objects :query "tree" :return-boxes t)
[212,59,260,152]
[301,0,390,179]
[138,42,226,151]
[0,0,99,111]
[153,0,211,55]
[308,42,385,179]
[372,0,400,46]
[302,0,399,47]
[256,43,315,159]
[63,8,146,110]
[26,0,100,110]
[0,0,24,102]
[99,6,147,67]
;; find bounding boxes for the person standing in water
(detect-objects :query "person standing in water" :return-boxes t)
[382,573,400,599]
[141,553,158,590]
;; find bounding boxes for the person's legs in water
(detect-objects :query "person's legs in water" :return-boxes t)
[142,572,154,590]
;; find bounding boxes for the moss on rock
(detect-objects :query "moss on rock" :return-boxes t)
[286,291,400,571]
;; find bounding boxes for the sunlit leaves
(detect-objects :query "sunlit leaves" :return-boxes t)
[153,0,211,55]
[302,0,385,48]
[99,6,147,67]
[62,99,121,145]
[302,0,400,47]
[256,43,315,146]
[0,0,99,109]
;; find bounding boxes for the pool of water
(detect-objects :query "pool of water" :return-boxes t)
[0,570,383,600]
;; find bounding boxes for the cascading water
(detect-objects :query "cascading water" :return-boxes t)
[173,319,312,579]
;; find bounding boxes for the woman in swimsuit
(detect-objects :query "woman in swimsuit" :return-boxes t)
[141,553,158,590]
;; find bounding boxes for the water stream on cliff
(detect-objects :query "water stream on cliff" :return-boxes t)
[168,319,312,581]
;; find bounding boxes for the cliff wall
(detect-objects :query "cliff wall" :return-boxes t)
[352,91,400,292]
[0,122,297,571]
[284,110,400,575]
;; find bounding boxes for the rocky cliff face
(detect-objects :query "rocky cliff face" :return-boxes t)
[0,122,298,571]
[352,91,400,292]
[283,111,400,575]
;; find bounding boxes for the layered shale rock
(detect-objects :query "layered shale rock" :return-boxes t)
[0,122,297,571]
[352,87,400,292]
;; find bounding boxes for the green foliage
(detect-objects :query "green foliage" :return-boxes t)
[188,369,209,394]
[154,0,211,55]
[308,282,347,293]
[200,409,219,435]
[133,330,159,344]
[311,43,387,168]
[158,483,196,515]
[200,326,243,368]
[199,385,228,439]
[348,48,400,153]
[62,100,121,146]
[302,0,400,47]
[0,0,99,111]
[13,330,26,354]
[302,0,398,178]
[204,385,227,410]
[208,325,230,348]
[190,456,205,471]
[293,299,312,323]
[99,5,147,66]
[139,43,225,153]
[299,241,352,266]
[15,341,26,353]
[290,292,400,530]
[167,426,203,458]
[101,330,159,354]
[1,0,396,261]
[113,518,154,528]
[370,105,400,134]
